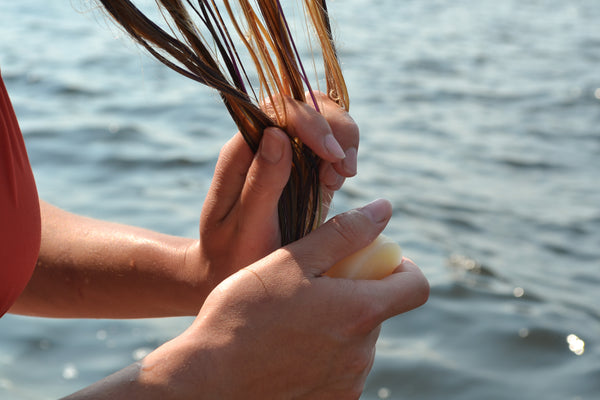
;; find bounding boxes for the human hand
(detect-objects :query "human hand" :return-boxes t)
[194,91,359,286]
[142,199,429,399]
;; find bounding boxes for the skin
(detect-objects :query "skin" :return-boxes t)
[10,92,358,318]
[7,93,430,398]
[63,202,428,399]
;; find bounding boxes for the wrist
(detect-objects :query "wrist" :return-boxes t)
[61,362,158,400]
[178,240,215,314]
[137,332,220,400]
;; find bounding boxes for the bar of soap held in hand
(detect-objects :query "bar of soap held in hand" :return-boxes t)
[325,234,402,280]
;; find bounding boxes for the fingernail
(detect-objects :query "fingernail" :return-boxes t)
[324,134,346,160]
[321,163,338,186]
[401,257,417,269]
[360,198,392,224]
[260,128,285,164]
[321,163,344,189]
[342,147,357,176]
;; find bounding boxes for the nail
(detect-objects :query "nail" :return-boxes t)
[260,128,285,164]
[342,147,357,176]
[321,163,344,189]
[324,134,346,160]
[321,163,338,186]
[360,198,392,224]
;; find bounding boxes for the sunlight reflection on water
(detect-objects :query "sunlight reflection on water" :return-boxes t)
[0,0,599,399]
[567,334,585,356]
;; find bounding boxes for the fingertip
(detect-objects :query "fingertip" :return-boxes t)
[358,198,393,225]
[288,200,391,277]
[389,257,422,277]
[396,257,418,272]
[219,132,254,163]
[342,147,357,176]
[260,127,289,164]
[320,162,345,190]
[324,133,346,160]
[240,128,292,210]
[386,256,430,308]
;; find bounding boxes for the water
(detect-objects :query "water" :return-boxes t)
[1,0,599,398]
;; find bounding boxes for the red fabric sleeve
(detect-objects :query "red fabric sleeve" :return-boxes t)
[0,72,41,317]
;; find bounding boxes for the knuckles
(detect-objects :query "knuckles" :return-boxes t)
[346,298,383,336]
[328,209,375,251]
[330,114,359,149]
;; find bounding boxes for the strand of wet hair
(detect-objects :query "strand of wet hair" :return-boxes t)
[97,0,348,244]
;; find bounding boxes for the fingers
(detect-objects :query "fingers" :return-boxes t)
[238,127,293,233]
[272,98,343,163]
[286,199,393,277]
[318,163,342,223]
[330,258,428,336]
[307,92,359,178]
[201,133,254,226]
[361,258,430,325]
[287,91,360,220]
[205,91,357,223]
[320,162,345,192]
[261,92,359,221]
[278,93,359,174]
[284,197,428,330]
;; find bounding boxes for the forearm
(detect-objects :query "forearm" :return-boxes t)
[10,201,209,318]
[60,363,152,400]
[62,335,210,400]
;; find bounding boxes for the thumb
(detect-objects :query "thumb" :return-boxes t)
[286,199,393,277]
[238,127,293,230]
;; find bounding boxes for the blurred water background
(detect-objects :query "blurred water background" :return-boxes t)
[1,0,599,398]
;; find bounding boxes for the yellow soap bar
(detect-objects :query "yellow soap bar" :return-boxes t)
[325,234,402,280]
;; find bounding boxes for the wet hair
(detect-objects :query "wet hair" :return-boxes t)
[98,0,348,244]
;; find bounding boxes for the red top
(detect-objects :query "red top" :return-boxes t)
[0,71,41,317]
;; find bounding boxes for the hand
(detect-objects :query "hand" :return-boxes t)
[12,93,357,319]
[195,91,359,286]
[140,199,429,399]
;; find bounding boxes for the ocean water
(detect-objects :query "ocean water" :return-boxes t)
[1,0,599,399]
